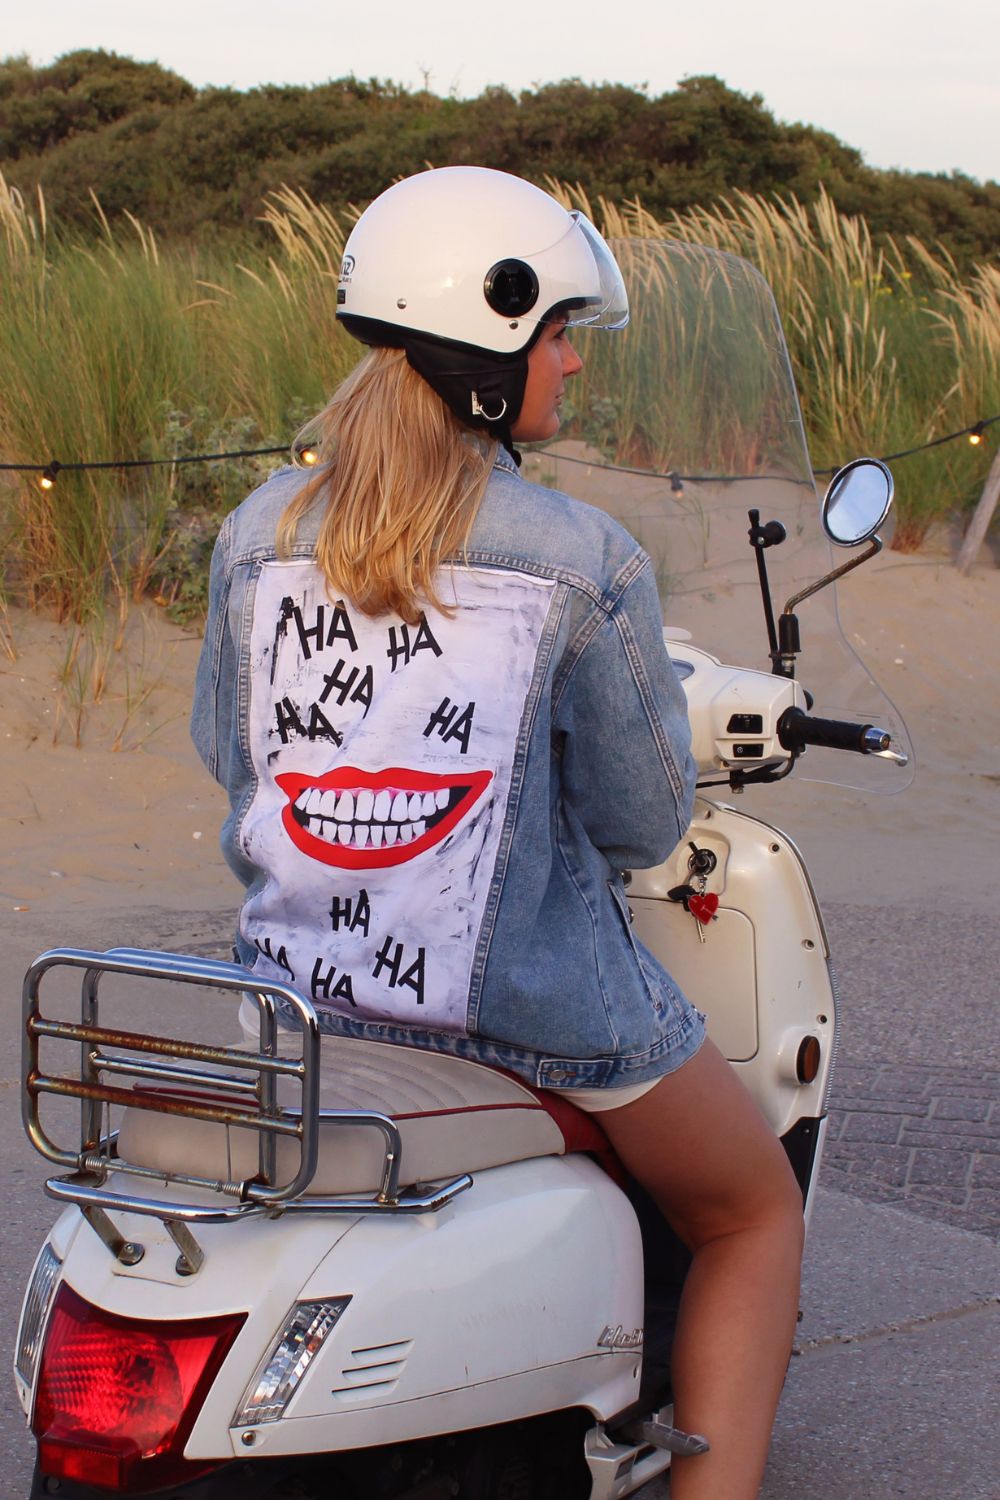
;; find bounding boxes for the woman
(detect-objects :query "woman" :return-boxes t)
[193,166,803,1499]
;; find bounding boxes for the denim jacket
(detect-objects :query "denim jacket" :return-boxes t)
[192,449,703,1088]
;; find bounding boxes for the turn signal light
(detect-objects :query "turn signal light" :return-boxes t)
[32,1283,245,1493]
[796,1035,822,1084]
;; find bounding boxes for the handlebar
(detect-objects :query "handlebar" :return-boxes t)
[777,707,891,756]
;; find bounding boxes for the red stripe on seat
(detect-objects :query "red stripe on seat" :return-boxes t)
[393,1102,545,1121]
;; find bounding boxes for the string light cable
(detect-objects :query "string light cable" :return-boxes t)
[531,413,1000,490]
[0,443,319,489]
[0,414,996,492]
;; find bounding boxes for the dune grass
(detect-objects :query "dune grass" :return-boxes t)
[1,173,998,650]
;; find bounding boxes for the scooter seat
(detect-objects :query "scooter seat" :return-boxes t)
[116,1035,611,1196]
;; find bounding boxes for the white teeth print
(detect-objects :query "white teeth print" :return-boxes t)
[300,781,453,849]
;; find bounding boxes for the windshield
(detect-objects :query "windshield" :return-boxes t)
[524,236,913,792]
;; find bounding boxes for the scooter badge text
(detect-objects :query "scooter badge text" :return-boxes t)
[598,1324,644,1351]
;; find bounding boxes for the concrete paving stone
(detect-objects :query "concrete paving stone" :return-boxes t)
[907,1183,971,1206]
[829,1140,911,1159]
[831,1150,911,1186]
[902,1113,999,1138]
[921,1075,1000,1096]
[840,1113,902,1143]
[862,1077,937,1099]
[932,1096,992,1121]
[961,1188,1000,1216]
[822,904,1000,1073]
[793,1187,1000,1346]
[762,1304,1000,1500]
[826,1070,883,1093]
[817,1170,907,1208]
[971,1156,1000,1184]
[899,1127,997,1155]
[895,1201,997,1239]
[828,1096,930,1116]
[906,1149,972,1186]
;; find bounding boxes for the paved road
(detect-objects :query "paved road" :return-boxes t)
[2,898,998,1497]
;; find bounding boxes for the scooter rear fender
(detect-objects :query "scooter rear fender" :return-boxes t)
[29,1154,644,1464]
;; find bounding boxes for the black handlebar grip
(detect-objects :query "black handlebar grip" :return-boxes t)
[778,707,889,755]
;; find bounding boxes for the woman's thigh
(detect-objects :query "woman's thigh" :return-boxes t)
[595,1039,803,1250]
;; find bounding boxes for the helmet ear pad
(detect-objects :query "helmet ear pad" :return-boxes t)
[339,314,536,434]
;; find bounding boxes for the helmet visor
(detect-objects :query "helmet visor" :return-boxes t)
[496,212,629,333]
[559,214,630,330]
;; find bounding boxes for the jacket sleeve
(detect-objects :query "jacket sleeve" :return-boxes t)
[553,554,695,869]
[190,514,236,787]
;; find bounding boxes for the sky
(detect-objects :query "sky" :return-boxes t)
[6,0,998,184]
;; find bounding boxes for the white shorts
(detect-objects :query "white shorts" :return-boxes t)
[555,1077,661,1113]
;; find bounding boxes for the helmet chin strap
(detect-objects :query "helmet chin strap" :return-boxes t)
[470,388,521,466]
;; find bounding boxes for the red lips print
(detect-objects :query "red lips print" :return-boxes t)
[274,765,493,869]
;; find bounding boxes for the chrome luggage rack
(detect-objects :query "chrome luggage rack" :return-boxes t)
[23,948,471,1268]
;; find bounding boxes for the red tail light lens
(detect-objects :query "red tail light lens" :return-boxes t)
[32,1283,245,1493]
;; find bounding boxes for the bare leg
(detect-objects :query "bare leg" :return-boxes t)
[597,1040,804,1500]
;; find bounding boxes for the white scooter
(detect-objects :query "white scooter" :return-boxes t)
[14,242,911,1500]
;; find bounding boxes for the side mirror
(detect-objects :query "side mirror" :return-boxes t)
[822,458,894,547]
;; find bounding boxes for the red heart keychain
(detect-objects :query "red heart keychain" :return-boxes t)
[687,891,719,925]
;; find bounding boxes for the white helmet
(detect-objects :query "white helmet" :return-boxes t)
[336,166,628,443]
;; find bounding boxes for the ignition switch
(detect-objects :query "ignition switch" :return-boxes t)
[687,842,717,878]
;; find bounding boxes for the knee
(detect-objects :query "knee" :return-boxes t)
[756,1146,807,1245]
[679,1145,806,1260]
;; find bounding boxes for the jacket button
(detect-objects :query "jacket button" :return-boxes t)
[547,1067,568,1081]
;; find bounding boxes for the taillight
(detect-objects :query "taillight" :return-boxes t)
[33,1283,245,1493]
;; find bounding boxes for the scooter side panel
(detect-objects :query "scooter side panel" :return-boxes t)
[185,1154,645,1459]
[629,798,835,1138]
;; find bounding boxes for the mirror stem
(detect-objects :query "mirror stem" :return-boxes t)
[771,535,883,678]
[782,535,882,616]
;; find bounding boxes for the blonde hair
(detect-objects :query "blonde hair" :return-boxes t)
[278,348,497,623]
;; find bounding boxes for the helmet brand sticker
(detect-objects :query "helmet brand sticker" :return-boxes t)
[339,254,355,282]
